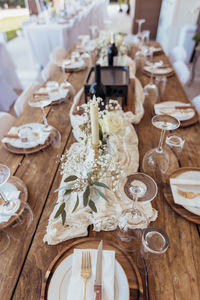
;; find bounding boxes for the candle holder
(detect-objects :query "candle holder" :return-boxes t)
[91,140,101,181]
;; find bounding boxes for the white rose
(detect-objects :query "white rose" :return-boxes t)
[101,112,126,136]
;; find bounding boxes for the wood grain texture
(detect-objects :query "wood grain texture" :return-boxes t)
[0,43,200,300]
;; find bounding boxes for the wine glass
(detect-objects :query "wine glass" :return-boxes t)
[136,19,146,40]
[117,173,157,251]
[0,165,35,254]
[155,76,167,99]
[165,134,185,158]
[142,115,180,181]
[28,96,52,130]
[144,61,163,104]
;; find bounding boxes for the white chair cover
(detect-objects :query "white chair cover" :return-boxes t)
[192,95,200,114]
[14,83,41,116]
[173,60,190,85]
[0,112,16,139]
[0,43,22,112]
[169,46,187,64]
[41,62,59,82]
[50,47,67,63]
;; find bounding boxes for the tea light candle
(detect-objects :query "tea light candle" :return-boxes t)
[90,101,99,146]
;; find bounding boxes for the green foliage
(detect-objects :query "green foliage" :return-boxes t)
[0,15,28,41]
[0,0,25,7]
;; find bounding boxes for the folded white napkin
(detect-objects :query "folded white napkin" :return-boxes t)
[67,249,115,300]
[170,178,200,208]
[2,125,51,149]
[154,102,195,121]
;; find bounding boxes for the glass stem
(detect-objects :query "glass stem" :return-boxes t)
[41,106,48,127]
[62,67,66,83]
[157,129,165,153]
[150,67,154,84]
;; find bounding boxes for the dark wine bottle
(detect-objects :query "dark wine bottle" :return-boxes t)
[89,64,106,110]
[108,33,118,66]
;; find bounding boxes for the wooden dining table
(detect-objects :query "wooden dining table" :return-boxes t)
[0,43,200,300]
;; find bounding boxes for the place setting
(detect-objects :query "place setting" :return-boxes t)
[0,164,35,254]
[1,92,61,154]
[164,167,200,224]
[142,60,174,78]
[56,51,87,73]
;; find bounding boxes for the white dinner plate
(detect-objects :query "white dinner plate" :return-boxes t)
[144,65,173,75]
[154,101,195,121]
[47,254,129,300]
[171,170,200,216]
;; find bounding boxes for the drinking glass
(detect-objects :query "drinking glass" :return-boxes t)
[0,165,35,254]
[155,76,167,99]
[142,115,180,181]
[144,61,163,104]
[136,19,146,40]
[166,135,185,158]
[28,97,52,130]
[137,227,169,272]
[117,172,157,251]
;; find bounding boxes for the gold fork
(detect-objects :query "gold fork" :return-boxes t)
[178,189,200,199]
[81,251,91,300]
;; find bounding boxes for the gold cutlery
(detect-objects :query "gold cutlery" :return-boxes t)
[81,251,91,300]
[178,189,200,199]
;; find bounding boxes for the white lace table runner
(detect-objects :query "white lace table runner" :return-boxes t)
[43,77,157,246]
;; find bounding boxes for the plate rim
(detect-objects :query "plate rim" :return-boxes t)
[47,253,129,300]
[164,167,200,223]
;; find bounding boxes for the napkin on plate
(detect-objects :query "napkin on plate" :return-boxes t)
[67,249,115,300]
[154,102,195,121]
[0,190,21,222]
[170,178,200,208]
[2,126,51,148]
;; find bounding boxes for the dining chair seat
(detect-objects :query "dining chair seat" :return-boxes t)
[50,47,67,63]
[14,83,41,116]
[169,46,187,64]
[173,60,190,85]
[192,95,200,114]
[0,112,16,139]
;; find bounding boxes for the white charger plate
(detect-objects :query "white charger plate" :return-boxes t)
[172,170,200,216]
[154,101,195,121]
[47,254,129,300]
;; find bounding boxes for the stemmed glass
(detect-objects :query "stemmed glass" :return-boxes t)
[0,164,35,254]
[117,172,157,251]
[136,19,146,40]
[165,135,185,159]
[142,115,180,181]
[28,96,52,130]
[144,61,163,104]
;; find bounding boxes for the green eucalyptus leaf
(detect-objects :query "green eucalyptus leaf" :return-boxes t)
[93,182,111,190]
[64,189,73,196]
[72,195,79,213]
[54,202,65,219]
[89,199,97,213]
[83,185,90,207]
[64,175,78,183]
[61,209,66,225]
[96,189,109,202]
